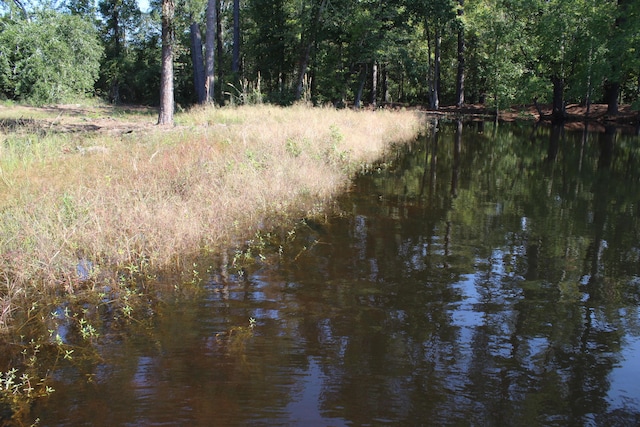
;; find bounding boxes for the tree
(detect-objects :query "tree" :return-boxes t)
[215,0,224,104]
[406,0,457,109]
[293,0,327,101]
[67,0,95,17]
[204,0,215,103]
[98,0,141,103]
[232,0,240,74]
[190,21,206,103]
[0,10,103,103]
[4,0,636,113]
[1,0,29,20]
[455,0,465,106]
[464,0,537,112]
[245,0,295,99]
[158,0,175,125]
[602,0,639,115]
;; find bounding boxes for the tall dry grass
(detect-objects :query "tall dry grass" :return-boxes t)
[0,104,424,329]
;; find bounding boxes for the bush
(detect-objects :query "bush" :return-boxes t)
[0,11,103,104]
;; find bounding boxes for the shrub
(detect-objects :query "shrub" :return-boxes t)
[0,10,103,104]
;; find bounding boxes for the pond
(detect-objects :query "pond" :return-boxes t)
[23,120,640,425]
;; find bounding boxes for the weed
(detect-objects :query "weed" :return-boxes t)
[225,74,264,106]
[329,124,344,144]
[0,104,423,334]
[0,341,55,421]
[285,138,303,157]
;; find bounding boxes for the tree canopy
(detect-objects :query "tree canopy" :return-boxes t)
[0,0,638,111]
[0,8,102,103]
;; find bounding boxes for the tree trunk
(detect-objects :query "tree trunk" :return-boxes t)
[110,78,121,104]
[381,63,389,104]
[432,27,441,110]
[12,0,29,21]
[354,64,367,108]
[190,22,206,104]
[604,0,627,116]
[371,61,378,107]
[205,0,216,104]
[551,75,566,123]
[158,0,175,126]
[455,0,465,107]
[294,0,327,101]
[603,82,620,115]
[232,0,240,74]
[215,0,224,105]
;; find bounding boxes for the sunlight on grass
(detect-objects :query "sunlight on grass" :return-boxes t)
[0,104,423,330]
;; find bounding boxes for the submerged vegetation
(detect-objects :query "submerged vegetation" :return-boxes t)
[0,102,422,422]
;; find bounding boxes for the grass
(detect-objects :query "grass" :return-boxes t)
[0,103,424,331]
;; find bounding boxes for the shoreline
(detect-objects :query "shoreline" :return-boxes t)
[1,102,637,332]
[0,104,425,332]
[424,103,640,133]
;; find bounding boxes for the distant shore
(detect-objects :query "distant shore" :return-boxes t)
[423,103,640,133]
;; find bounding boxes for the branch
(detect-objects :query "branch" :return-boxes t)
[12,0,30,21]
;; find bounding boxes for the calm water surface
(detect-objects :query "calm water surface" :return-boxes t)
[30,121,640,426]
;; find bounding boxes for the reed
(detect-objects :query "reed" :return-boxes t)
[0,104,423,330]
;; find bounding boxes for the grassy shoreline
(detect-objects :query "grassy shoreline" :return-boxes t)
[0,104,424,331]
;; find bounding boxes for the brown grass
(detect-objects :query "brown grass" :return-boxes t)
[0,104,424,329]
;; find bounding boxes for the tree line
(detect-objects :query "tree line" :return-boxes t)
[1,0,638,122]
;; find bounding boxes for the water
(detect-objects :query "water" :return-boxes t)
[24,121,640,425]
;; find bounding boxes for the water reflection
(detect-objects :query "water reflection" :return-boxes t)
[28,121,640,426]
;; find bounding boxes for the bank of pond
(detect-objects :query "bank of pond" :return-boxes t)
[2,118,640,426]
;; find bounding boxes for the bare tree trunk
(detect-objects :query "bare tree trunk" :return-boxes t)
[354,64,367,108]
[216,0,225,105]
[12,0,29,21]
[205,0,216,104]
[455,0,465,107]
[551,75,566,123]
[604,0,628,116]
[604,82,620,115]
[158,0,175,126]
[432,27,441,110]
[371,61,378,107]
[190,22,206,104]
[381,63,389,104]
[232,0,240,74]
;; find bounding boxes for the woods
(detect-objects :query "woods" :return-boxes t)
[1,0,639,116]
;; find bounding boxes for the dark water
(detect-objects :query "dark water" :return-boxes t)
[28,121,640,426]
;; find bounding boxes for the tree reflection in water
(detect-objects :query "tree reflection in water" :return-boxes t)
[27,121,640,427]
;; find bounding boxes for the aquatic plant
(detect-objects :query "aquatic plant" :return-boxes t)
[0,340,55,422]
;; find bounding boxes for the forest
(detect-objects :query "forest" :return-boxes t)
[1,0,639,121]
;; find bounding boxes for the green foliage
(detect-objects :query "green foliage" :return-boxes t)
[0,10,103,104]
[96,0,160,104]
[0,339,55,421]
[1,0,639,111]
[242,0,296,102]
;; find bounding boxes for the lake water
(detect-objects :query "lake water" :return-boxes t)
[23,120,640,426]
